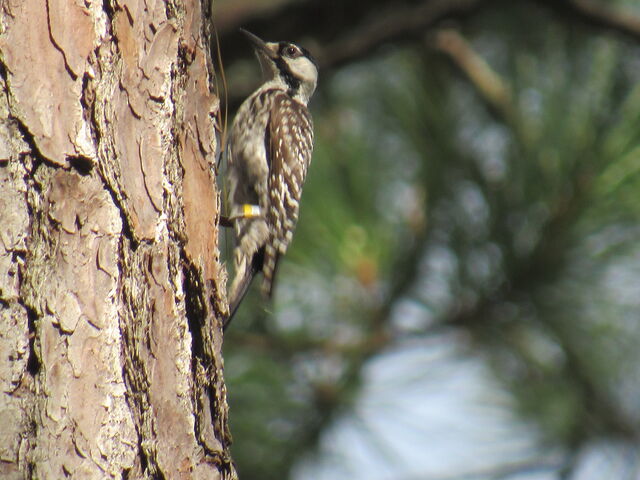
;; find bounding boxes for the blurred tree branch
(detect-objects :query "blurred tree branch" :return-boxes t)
[313,0,483,69]
[217,0,640,110]
[214,0,293,35]
[535,0,640,42]
[217,0,487,107]
[216,0,484,60]
[432,29,515,124]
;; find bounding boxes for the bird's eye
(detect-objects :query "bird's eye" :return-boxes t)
[285,46,298,57]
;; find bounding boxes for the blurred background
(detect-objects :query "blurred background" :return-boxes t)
[214,1,640,479]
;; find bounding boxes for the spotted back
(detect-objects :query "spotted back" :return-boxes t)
[262,92,314,295]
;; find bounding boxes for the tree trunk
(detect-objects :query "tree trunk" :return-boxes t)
[0,0,234,478]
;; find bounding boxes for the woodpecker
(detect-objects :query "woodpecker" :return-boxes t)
[225,30,318,326]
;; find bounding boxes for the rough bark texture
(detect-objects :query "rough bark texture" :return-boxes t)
[0,0,234,478]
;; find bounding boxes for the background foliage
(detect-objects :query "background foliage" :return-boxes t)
[217,1,640,478]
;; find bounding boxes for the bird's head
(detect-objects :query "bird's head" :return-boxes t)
[241,29,318,104]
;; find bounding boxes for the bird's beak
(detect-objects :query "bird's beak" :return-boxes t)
[240,29,276,59]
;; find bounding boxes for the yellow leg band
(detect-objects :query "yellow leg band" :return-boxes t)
[243,204,261,218]
[229,204,262,220]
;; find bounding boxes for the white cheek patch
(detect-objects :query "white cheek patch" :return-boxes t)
[291,58,318,83]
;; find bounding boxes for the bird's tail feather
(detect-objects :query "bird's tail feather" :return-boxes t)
[224,248,265,330]
[262,250,281,299]
[225,268,256,330]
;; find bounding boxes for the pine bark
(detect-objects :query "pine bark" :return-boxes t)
[0,0,234,478]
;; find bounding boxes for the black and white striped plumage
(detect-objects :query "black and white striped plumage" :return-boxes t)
[226,30,318,326]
